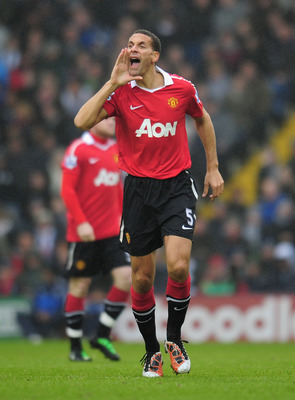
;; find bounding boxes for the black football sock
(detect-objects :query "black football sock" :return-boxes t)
[64,294,85,352]
[96,300,126,338]
[166,295,190,342]
[132,306,160,353]
[65,311,84,351]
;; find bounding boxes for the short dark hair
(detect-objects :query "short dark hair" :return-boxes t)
[133,29,161,54]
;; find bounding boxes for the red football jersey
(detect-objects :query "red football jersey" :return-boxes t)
[103,67,203,179]
[61,132,123,242]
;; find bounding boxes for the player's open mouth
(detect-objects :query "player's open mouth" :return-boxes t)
[130,57,140,66]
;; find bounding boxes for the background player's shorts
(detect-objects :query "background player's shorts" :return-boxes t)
[119,170,198,256]
[64,235,131,278]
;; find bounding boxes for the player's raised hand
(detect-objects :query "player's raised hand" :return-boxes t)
[110,48,142,87]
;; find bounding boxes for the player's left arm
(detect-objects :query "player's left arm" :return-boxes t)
[193,108,224,201]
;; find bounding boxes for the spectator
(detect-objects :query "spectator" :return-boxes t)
[200,254,236,296]
[258,176,287,230]
[17,267,65,341]
[274,232,295,272]
[272,240,295,292]
[0,258,15,296]
[16,251,44,300]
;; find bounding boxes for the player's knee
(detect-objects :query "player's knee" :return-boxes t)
[122,273,132,291]
[112,266,132,290]
[133,274,153,293]
[69,278,90,297]
[168,259,189,282]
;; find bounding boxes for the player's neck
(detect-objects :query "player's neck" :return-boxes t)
[137,68,164,90]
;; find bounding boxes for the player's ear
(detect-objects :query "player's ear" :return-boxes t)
[152,51,160,63]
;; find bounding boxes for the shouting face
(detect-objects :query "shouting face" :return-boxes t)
[127,33,160,77]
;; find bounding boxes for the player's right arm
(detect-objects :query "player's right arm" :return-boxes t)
[74,48,142,130]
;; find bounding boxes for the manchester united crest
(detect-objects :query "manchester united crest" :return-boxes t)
[168,97,179,109]
[126,232,130,244]
[76,260,86,270]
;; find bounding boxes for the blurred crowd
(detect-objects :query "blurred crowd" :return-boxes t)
[1,0,295,335]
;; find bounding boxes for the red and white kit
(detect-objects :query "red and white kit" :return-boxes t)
[103,66,204,179]
[61,132,123,242]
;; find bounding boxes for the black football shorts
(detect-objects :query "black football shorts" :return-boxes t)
[64,235,131,278]
[119,170,198,256]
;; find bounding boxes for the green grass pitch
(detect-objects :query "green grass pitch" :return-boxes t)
[0,339,294,400]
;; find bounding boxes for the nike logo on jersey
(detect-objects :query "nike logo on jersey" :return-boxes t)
[130,105,144,110]
[89,158,99,164]
[182,225,193,230]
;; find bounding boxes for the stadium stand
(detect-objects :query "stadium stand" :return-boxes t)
[1,0,295,338]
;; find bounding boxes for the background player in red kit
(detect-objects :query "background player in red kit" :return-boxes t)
[61,117,131,362]
[74,30,224,376]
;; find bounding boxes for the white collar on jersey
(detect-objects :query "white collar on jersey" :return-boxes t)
[130,66,173,92]
[81,132,115,150]
[82,132,96,145]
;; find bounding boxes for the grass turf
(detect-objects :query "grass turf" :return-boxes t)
[0,339,294,400]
